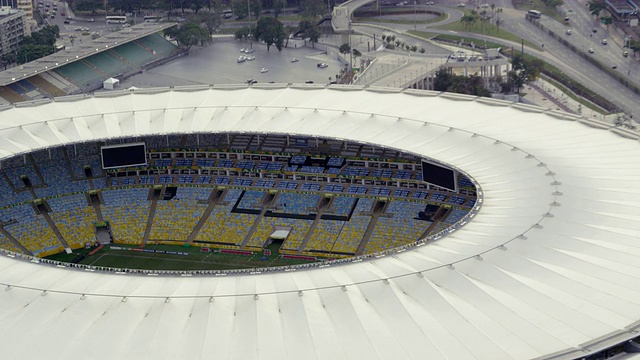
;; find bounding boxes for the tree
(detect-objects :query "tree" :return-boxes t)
[232,0,260,19]
[588,0,606,18]
[460,14,475,29]
[541,0,562,6]
[72,0,103,13]
[273,0,286,17]
[234,26,251,41]
[433,69,491,96]
[629,39,640,57]
[194,11,222,35]
[31,25,59,47]
[254,16,286,51]
[301,0,327,18]
[250,0,262,19]
[231,0,248,19]
[298,19,320,47]
[339,43,351,56]
[164,22,211,50]
[503,54,542,94]
[17,45,54,64]
[601,15,613,30]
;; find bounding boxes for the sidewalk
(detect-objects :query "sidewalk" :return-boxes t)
[522,77,618,124]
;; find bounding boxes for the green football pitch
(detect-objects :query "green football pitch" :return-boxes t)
[45,242,320,271]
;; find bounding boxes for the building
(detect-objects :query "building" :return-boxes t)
[0,6,25,57]
[16,0,32,19]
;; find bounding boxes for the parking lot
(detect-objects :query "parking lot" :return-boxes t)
[118,40,346,88]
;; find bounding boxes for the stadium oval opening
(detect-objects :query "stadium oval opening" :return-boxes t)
[0,133,479,274]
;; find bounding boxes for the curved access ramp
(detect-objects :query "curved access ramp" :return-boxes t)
[332,0,377,32]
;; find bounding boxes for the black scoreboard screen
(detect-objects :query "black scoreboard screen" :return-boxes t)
[421,160,457,192]
[101,143,147,169]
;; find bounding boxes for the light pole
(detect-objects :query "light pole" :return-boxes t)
[248,0,253,49]
[413,0,418,30]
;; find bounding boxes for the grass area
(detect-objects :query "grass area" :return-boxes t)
[354,16,443,25]
[405,30,439,40]
[512,0,567,23]
[501,48,613,113]
[45,242,320,271]
[434,14,540,51]
[408,29,610,114]
[354,8,447,25]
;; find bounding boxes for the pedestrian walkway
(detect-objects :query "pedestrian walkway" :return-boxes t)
[522,77,619,124]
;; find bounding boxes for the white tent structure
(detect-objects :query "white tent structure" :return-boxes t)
[0,85,639,360]
[102,77,120,90]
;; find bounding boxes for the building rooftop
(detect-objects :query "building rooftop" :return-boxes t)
[0,21,176,86]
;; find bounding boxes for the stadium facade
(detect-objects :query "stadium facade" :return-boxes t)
[0,85,639,359]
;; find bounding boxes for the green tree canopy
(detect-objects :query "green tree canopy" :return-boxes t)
[234,26,251,40]
[273,0,286,17]
[231,0,248,19]
[164,22,211,50]
[30,25,59,47]
[301,0,327,18]
[502,54,543,94]
[17,45,54,64]
[588,0,606,17]
[339,43,351,55]
[231,0,261,19]
[254,16,286,51]
[433,69,491,97]
[193,11,222,35]
[298,19,321,47]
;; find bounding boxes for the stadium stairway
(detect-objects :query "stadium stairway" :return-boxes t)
[239,193,277,249]
[41,212,72,252]
[297,196,331,254]
[239,206,268,249]
[141,189,158,246]
[0,226,33,256]
[186,189,225,244]
[354,200,385,256]
[419,207,449,239]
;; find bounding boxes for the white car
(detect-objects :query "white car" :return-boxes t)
[601,39,608,45]
[317,63,328,68]
[566,29,572,35]
[260,68,268,73]
[237,56,246,63]
[291,57,299,62]
[245,55,255,61]
[588,48,594,54]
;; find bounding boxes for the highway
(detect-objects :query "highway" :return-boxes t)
[496,6,640,119]
[350,0,640,119]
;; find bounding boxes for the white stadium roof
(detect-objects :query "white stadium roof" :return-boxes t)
[1,85,640,360]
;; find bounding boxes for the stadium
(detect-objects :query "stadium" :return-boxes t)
[0,85,640,360]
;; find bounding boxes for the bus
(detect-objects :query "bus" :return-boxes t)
[222,9,233,19]
[106,15,127,24]
[144,15,162,22]
[526,10,541,19]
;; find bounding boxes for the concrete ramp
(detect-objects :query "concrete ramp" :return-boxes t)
[331,0,377,32]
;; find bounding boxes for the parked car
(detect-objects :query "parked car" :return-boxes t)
[317,63,328,68]
[601,39,608,45]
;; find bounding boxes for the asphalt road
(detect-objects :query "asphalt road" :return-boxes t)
[498,7,640,119]
[39,0,640,119]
